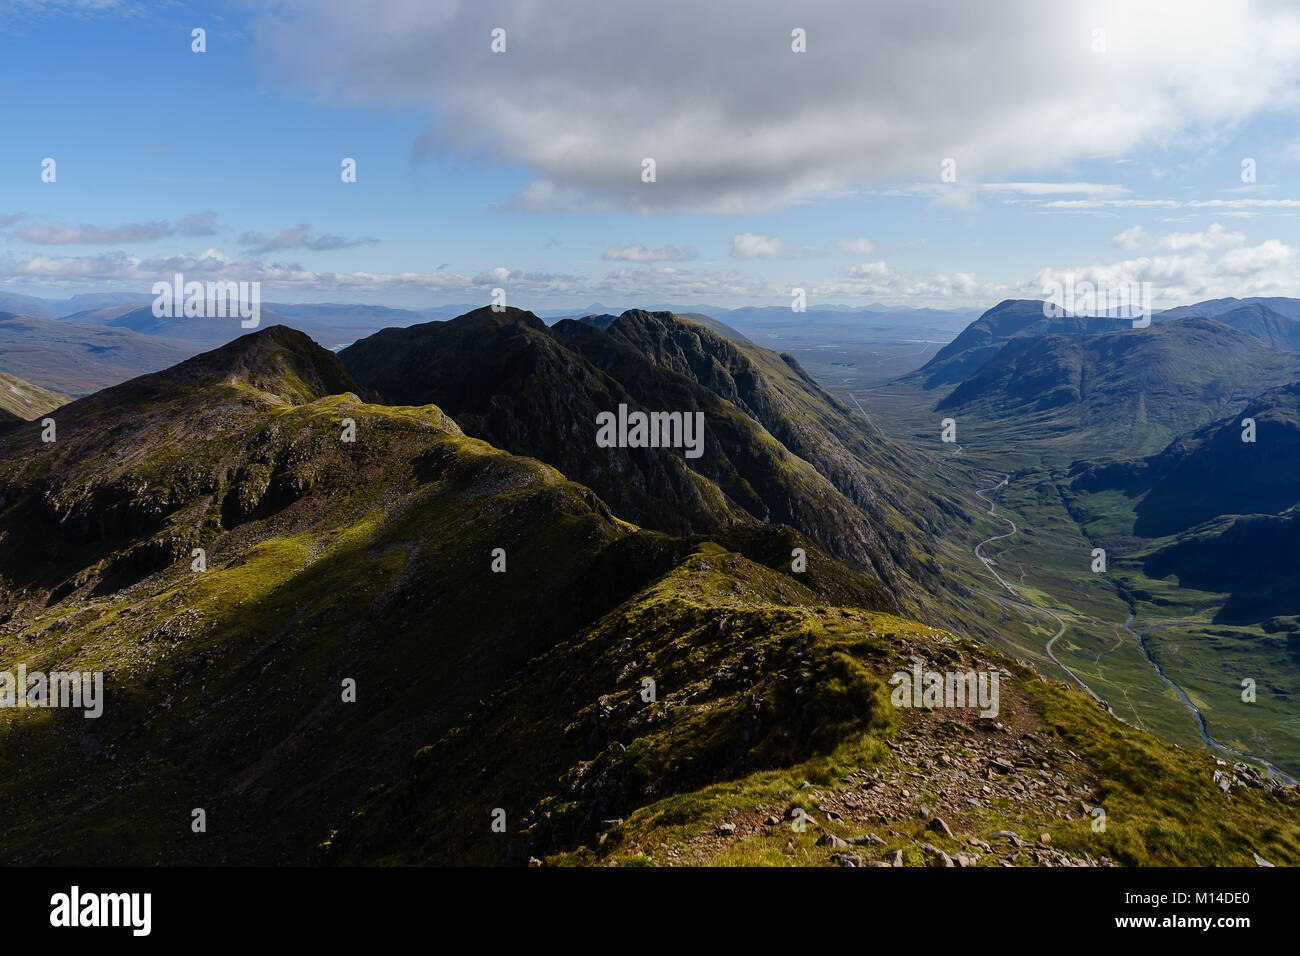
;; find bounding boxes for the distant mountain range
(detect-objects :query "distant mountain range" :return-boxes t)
[0,311,196,396]
[912,297,1300,391]
[935,316,1300,460]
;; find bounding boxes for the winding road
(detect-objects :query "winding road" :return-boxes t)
[973,472,1296,784]
[973,475,1102,703]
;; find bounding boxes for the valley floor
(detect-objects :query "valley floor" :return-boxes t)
[834,374,1300,783]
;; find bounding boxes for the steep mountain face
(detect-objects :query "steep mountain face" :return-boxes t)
[1069,380,1300,619]
[934,318,1300,462]
[339,307,747,536]
[340,308,959,606]
[0,372,69,421]
[1116,380,1300,537]
[649,311,753,344]
[909,299,1129,388]
[560,309,951,541]
[1142,509,1300,620]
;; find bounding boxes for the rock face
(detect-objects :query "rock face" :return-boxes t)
[340,307,960,609]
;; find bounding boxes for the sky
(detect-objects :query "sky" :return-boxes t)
[2,0,1300,311]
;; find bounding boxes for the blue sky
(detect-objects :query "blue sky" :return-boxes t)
[2,0,1299,310]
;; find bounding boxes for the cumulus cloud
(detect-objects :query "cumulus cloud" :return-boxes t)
[250,0,1300,213]
[846,261,893,282]
[731,234,786,259]
[825,260,991,301]
[730,233,817,259]
[3,226,1293,312]
[602,243,696,263]
[1030,239,1300,307]
[1111,226,1146,249]
[1155,222,1246,251]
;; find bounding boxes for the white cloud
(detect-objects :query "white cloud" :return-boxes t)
[730,233,816,259]
[846,260,893,281]
[176,212,219,237]
[830,260,996,301]
[982,182,1129,197]
[1111,226,1146,250]
[1155,222,1246,251]
[250,0,1300,213]
[1030,239,1300,308]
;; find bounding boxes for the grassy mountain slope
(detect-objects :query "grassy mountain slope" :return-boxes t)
[934,318,1300,465]
[0,324,1294,867]
[1085,380,1300,538]
[1068,378,1300,619]
[0,324,898,863]
[0,326,655,862]
[323,546,1300,867]
[0,372,70,420]
[1030,378,1300,773]
[909,299,1130,388]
